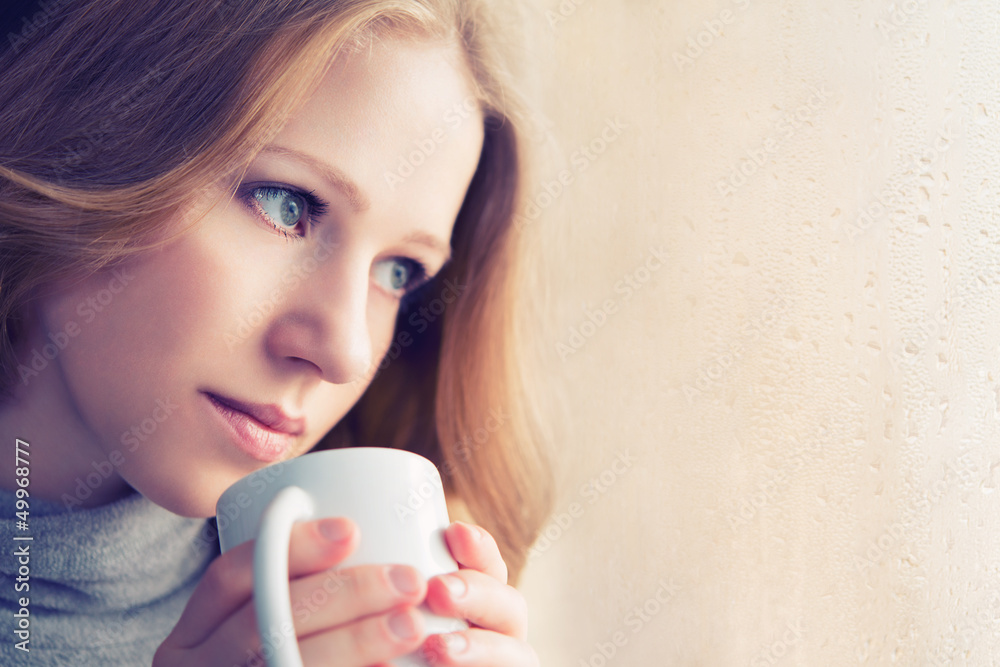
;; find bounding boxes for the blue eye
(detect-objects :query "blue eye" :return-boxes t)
[372,258,428,297]
[256,188,304,228]
[243,185,329,238]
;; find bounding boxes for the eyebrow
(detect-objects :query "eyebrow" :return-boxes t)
[260,145,372,213]
[402,230,452,261]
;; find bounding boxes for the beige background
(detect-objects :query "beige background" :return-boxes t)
[515,1,1000,665]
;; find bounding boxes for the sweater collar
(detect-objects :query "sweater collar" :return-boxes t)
[0,486,219,612]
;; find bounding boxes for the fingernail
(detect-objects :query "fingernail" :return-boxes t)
[453,521,481,540]
[442,632,469,655]
[318,518,350,543]
[389,565,421,595]
[440,574,467,599]
[388,610,419,641]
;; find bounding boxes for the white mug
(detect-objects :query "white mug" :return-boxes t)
[215,447,468,667]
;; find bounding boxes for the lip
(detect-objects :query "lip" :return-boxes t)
[202,391,305,463]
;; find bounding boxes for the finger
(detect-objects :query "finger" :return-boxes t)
[424,570,527,639]
[166,517,357,648]
[444,522,508,584]
[203,563,425,665]
[297,606,427,667]
[289,563,426,636]
[420,628,539,667]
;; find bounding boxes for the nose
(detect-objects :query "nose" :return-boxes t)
[262,245,373,385]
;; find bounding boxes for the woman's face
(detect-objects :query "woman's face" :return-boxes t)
[23,36,484,516]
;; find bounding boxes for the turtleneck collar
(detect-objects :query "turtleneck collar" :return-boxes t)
[0,485,220,665]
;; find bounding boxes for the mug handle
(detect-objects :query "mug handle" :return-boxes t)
[254,485,316,667]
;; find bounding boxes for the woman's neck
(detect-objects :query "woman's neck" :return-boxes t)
[0,374,135,511]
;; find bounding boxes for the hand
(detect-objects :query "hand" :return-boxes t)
[419,522,539,666]
[153,517,429,666]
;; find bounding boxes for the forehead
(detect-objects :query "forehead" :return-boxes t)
[269,36,485,233]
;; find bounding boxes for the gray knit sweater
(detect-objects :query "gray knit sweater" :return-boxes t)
[0,486,220,665]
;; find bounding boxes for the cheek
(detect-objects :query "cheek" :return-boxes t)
[370,304,401,363]
[359,293,407,393]
[38,223,258,437]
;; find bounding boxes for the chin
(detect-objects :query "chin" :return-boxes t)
[133,474,232,519]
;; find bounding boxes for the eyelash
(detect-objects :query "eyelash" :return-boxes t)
[392,258,431,299]
[239,183,329,239]
[238,182,432,297]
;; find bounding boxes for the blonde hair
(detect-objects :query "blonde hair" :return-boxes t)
[0,0,551,583]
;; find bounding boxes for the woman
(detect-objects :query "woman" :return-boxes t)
[0,0,552,664]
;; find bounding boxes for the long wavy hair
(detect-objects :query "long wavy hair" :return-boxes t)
[0,0,551,583]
